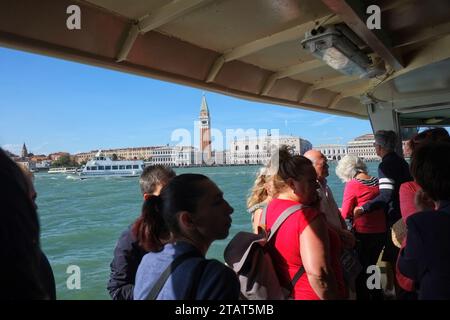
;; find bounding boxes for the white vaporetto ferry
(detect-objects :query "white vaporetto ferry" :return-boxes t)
[77,151,144,179]
[48,167,78,174]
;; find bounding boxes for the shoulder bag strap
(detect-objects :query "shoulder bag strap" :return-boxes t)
[146,250,202,300]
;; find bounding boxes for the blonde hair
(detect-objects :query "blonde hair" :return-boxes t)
[247,167,269,209]
[335,154,367,183]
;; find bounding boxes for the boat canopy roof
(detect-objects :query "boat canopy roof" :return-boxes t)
[1,0,449,125]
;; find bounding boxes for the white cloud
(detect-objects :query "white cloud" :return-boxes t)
[310,116,336,127]
[33,142,50,153]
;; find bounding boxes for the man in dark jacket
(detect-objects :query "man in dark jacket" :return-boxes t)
[107,165,175,300]
[353,130,412,297]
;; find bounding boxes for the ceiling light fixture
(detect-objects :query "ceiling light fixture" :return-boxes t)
[301,25,385,79]
[424,117,445,124]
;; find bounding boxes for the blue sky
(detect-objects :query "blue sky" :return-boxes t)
[0,47,372,155]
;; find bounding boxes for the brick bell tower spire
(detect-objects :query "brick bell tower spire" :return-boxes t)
[199,93,212,164]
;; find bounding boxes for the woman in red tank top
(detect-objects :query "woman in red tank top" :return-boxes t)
[262,146,344,299]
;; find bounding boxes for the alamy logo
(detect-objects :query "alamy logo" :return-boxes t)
[66,5,81,30]
[366,5,381,30]
[366,265,381,290]
[66,265,81,290]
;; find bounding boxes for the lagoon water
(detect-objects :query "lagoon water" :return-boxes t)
[35,163,379,299]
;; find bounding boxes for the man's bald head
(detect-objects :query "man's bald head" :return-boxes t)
[304,149,329,181]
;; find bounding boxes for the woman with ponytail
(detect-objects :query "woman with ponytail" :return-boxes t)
[133,174,240,300]
[263,146,344,299]
[107,165,175,300]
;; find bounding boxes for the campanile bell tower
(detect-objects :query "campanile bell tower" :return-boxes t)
[199,94,212,164]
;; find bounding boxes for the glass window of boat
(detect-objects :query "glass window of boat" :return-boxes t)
[90,166,97,170]
[87,166,91,171]
[112,165,118,170]
[126,165,132,169]
[132,165,139,169]
[105,166,111,170]
[98,166,105,170]
[119,165,125,170]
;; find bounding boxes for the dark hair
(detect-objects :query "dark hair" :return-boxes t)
[0,148,46,299]
[410,141,450,201]
[408,128,450,154]
[139,165,176,195]
[276,145,314,182]
[132,174,210,251]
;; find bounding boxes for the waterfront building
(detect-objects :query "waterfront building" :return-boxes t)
[227,135,312,165]
[76,146,197,167]
[35,159,52,171]
[49,152,71,161]
[314,144,348,161]
[199,94,212,164]
[146,146,196,167]
[16,160,36,172]
[75,147,157,163]
[214,151,227,165]
[347,134,379,160]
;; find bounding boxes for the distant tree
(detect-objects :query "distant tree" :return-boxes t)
[51,155,78,168]
[112,153,118,161]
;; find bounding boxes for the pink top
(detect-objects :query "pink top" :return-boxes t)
[399,181,421,222]
[340,178,386,233]
[265,198,346,300]
[396,181,421,291]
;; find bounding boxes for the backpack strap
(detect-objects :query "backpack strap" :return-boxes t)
[265,203,309,292]
[267,204,307,242]
[259,205,268,231]
[290,266,306,288]
[146,250,202,300]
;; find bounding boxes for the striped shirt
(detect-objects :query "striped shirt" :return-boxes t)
[355,176,378,187]
[362,152,412,226]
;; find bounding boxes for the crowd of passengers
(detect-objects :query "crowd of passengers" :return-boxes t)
[1,128,449,300]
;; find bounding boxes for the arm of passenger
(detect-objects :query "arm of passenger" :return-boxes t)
[340,183,356,220]
[362,188,393,212]
[107,236,135,300]
[252,208,263,234]
[362,165,394,212]
[397,218,423,281]
[300,215,339,300]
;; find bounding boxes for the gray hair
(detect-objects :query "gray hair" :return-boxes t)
[335,154,367,183]
[139,165,176,195]
[375,130,397,151]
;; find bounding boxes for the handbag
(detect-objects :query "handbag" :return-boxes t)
[392,219,407,248]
